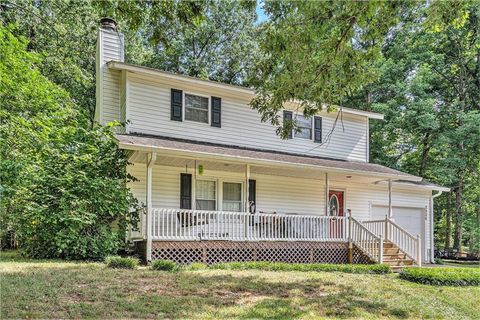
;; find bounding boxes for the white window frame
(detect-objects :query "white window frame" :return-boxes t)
[192,176,244,212]
[194,178,217,211]
[221,180,244,212]
[293,113,313,140]
[183,91,211,125]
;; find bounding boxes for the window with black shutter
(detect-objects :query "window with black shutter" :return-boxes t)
[180,173,192,209]
[314,116,322,143]
[171,89,183,121]
[211,96,221,127]
[283,110,293,139]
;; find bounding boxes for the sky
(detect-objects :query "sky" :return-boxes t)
[256,1,268,23]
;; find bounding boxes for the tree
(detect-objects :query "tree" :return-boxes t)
[249,0,411,138]
[0,25,139,259]
[346,2,480,254]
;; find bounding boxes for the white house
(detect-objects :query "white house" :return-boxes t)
[95,19,448,268]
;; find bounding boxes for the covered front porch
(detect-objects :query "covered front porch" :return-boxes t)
[119,134,432,266]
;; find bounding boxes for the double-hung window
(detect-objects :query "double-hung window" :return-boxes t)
[185,93,209,124]
[295,115,312,139]
[195,180,216,210]
[222,182,242,212]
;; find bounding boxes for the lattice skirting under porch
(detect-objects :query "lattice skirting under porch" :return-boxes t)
[138,241,373,265]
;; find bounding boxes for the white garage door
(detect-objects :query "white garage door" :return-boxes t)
[372,205,425,259]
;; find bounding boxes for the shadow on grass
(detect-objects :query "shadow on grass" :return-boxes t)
[1,262,409,319]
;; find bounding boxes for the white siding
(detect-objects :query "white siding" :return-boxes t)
[127,162,431,256]
[126,73,368,162]
[95,28,124,125]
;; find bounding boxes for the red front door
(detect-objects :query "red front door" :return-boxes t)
[329,190,344,216]
[329,190,344,238]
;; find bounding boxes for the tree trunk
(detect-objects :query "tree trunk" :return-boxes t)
[418,132,431,177]
[453,180,464,252]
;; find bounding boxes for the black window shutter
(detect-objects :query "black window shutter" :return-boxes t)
[314,116,322,143]
[283,110,293,139]
[248,179,256,213]
[171,89,183,121]
[211,96,221,127]
[180,173,192,209]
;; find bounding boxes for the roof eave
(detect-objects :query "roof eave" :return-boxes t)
[117,140,422,182]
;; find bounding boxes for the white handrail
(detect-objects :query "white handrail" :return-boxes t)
[363,217,421,266]
[349,217,383,263]
[149,208,348,242]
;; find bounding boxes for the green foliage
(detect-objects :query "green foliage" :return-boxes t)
[151,259,179,272]
[346,3,480,254]
[400,267,480,286]
[250,1,412,138]
[0,26,139,260]
[105,256,139,269]
[204,262,391,274]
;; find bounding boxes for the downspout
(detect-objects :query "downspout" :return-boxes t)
[430,190,443,263]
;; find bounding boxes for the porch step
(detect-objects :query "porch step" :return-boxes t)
[381,241,415,269]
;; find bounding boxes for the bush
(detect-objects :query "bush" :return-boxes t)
[434,258,444,265]
[151,259,179,272]
[207,262,390,274]
[0,27,140,260]
[105,256,138,269]
[400,267,480,286]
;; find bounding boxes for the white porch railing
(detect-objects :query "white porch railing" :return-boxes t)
[363,217,422,266]
[349,217,383,263]
[149,208,348,242]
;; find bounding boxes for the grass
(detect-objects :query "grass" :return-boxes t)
[1,250,480,319]
[400,267,480,286]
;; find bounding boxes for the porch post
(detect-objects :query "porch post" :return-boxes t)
[388,179,393,219]
[146,151,157,262]
[324,172,330,215]
[245,164,250,212]
[244,164,250,239]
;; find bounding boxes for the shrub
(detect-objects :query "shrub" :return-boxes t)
[0,27,140,260]
[105,256,138,269]
[434,258,444,265]
[208,262,390,274]
[188,262,208,270]
[400,267,480,286]
[151,259,179,272]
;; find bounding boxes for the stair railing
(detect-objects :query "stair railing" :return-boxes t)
[348,213,383,264]
[363,216,422,266]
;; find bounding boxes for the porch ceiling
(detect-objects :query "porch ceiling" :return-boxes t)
[118,133,421,181]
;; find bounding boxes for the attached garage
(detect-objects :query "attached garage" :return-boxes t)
[371,205,426,261]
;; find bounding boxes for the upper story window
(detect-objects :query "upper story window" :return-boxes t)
[171,89,222,127]
[185,94,209,124]
[295,115,312,139]
[283,110,322,143]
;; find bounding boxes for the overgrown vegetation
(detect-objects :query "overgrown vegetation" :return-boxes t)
[105,256,139,269]
[0,26,139,259]
[2,252,479,319]
[151,259,180,272]
[191,261,391,274]
[400,267,480,286]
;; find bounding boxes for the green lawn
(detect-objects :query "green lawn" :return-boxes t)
[1,251,479,319]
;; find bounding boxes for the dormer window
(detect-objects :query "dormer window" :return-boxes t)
[295,115,312,139]
[185,93,209,124]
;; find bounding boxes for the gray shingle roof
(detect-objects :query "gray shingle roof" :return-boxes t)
[116,133,423,181]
